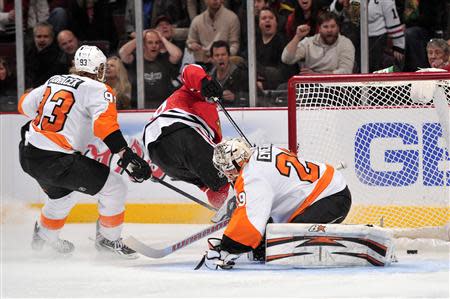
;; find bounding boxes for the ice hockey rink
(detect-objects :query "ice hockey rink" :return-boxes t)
[1,205,449,299]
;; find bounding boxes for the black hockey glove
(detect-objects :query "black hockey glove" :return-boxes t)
[201,77,223,101]
[118,147,152,183]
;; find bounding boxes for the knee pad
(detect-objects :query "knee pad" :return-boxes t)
[97,171,127,216]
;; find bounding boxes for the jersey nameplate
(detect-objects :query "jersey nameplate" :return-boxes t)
[48,76,84,89]
[256,145,272,162]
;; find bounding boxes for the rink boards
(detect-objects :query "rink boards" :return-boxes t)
[1,108,449,226]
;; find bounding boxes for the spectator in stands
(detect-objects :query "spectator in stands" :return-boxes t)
[106,55,132,109]
[255,0,269,16]
[0,56,17,111]
[69,0,117,51]
[186,0,240,70]
[331,0,404,73]
[119,29,182,108]
[396,0,447,72]
[0,0,30,42]
[256,7,296,92]
[154,15,185,53]
[0,4,16,42]
[25,21,67,88]
[187,0,206,22]
[57,29,79,67]
[27,0,68,36]
[282,11,354,74]
[426,39,450,71]
[125,0,190,39]
[285,0,330,40]
[209,40,248,107]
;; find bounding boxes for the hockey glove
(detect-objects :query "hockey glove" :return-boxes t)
[211,195,237,223]
[118,147,152,183]
[197,238,240,270]
[201,77,223,101]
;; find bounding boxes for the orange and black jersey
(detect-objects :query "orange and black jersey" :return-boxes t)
[221,145,347,254]
[18,74,127,154]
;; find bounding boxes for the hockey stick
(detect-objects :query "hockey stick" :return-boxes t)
[124,218,230,258]
[152,177,218,212]
[212,97,252,146]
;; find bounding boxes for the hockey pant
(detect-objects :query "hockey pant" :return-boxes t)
[19,142,127,241]
[148,124,229,207]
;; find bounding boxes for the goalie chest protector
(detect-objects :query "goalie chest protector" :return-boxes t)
[265,223,395,268]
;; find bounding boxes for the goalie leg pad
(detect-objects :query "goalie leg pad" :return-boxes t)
[265,223,395,268]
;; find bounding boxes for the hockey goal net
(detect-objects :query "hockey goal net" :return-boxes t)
[287,72,450,235]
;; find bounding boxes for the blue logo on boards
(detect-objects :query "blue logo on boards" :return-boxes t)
[355,122,449,187]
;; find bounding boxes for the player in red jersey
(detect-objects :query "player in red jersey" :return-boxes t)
[143,64,231,209]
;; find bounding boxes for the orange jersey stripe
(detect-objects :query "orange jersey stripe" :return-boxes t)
[40,213,67,230]
[93,86,120,140]
[223,176,263,249]
[99,211,125,228]
[287,165,335,222]
[32,122,73,151]
[17,92,30,116]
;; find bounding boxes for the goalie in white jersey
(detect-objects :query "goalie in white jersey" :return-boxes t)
[18,45,151,258]
[200,138,352,270]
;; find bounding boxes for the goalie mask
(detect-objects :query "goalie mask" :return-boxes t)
[213,138,253,182]
[74,45,107,82]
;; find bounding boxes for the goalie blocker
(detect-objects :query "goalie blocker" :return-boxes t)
[265,223,395,267]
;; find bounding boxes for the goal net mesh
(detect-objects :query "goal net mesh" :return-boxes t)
[289,73,450,228]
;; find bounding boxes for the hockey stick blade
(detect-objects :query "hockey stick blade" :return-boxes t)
[124,218,230,259]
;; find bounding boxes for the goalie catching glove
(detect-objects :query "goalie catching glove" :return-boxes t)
[195,238,240,270]
[118,147,152,183]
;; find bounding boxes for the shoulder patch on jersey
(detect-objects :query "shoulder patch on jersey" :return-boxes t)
[256,144,272,162]
[48,75,84,89]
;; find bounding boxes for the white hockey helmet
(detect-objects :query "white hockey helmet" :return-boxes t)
[213,137,253,182]
[74,45,107,82]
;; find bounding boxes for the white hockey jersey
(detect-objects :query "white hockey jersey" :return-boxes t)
[223,145,347,249]
[18,74,121,154]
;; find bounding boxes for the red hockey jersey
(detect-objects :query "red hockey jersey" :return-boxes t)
[143,64,222,149]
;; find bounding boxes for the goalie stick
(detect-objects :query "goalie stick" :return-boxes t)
[123,218,230,259]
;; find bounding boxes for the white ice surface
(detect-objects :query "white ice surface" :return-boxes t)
[1,206,449,298]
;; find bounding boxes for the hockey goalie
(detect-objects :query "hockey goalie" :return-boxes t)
[196,138,395,270]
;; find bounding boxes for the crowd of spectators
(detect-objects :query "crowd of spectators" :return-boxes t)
[0,0,449,111]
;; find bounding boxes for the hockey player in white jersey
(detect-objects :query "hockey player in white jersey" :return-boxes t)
[18,45,151,258]
[200,138,352,269]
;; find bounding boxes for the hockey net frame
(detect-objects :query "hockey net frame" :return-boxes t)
[287,72,450,239]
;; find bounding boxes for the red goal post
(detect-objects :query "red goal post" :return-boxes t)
[287,72,450,232]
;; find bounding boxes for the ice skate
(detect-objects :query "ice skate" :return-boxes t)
[95,221,138,259]
[31,221,74,255]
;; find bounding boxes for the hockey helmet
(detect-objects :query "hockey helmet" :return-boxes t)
[74,45,107,82]
[213,137,253,181]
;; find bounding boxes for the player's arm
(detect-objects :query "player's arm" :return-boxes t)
[17,85,46,119]
[90,85,151,182]
[202,178,273,270]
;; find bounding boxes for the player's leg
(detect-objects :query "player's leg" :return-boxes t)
[180,128,230,208]
[32,191,77,254]
[95,170,137,258]
[290,186,352,224]
[19,144,80,254]
[148,126,229,208]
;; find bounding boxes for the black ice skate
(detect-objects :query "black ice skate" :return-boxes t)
[31,221,74,254]
[95,221,138,259]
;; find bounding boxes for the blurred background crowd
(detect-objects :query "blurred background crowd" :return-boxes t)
[0,0,449,111]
